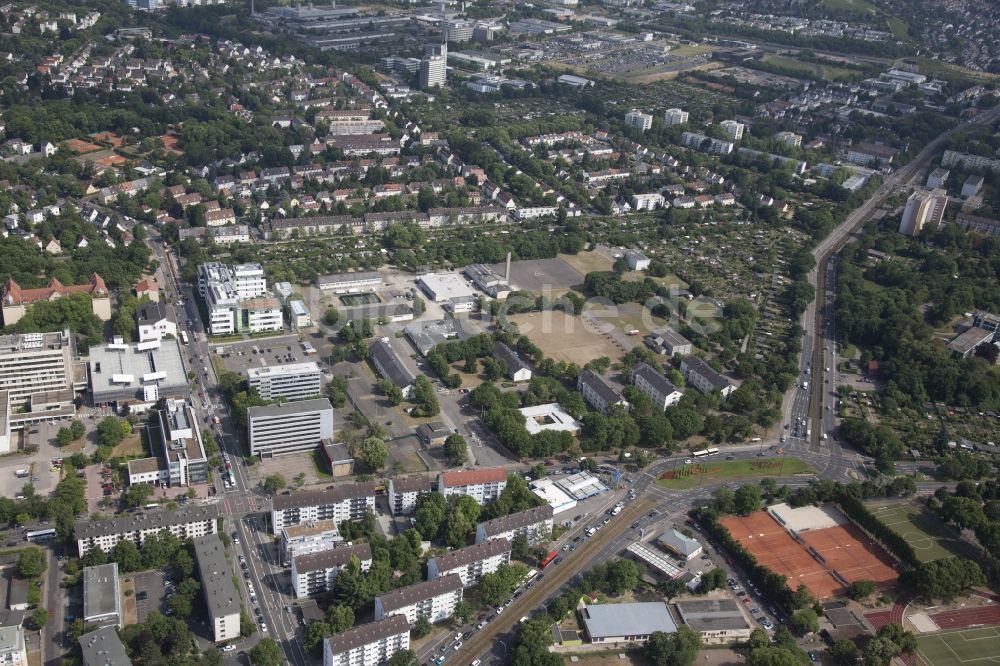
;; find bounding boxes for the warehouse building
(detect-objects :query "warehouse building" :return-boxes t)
[315,272,382,293]
[416,273,477,303]
[580,602,677,644]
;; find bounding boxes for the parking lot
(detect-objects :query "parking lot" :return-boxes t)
[131,570,169,623]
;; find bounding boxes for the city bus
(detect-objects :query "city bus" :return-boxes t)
[692,448,720,458]
[180,331,189,345]
[539,551,558,569]
[25,528,56,542]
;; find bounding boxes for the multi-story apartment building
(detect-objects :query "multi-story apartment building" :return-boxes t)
[624,110,653,132]
[577,369,628,414]
[75,505,220,556]
[942,149,1000,174]
[630,362,684,410]
[427,538,511,587]
[899,188,948,236]
[136,301,177,342]
[680,355,736,397]
[197,262,279,335]
[420,54,446,89]
[192,535,241,643]
[374,574,464,626]
[280,520,341,566]
[292,544,372,598]
[369,338,415,399]
[719,120,745,141]
[388,475,432,516]
[0,612,27,666]
[322,615,410,666]
[82,563,121,628]
[270,482,376,532]
[681,132,734,155]
[437,468,508,504]
[247,398,334,457]
[663,108,689,126]
[475,504,553,546]
[0,330,82,427]
[247,362,321,401]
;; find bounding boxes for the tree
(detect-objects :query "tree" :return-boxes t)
[748,628,771,650]
[414,492,446,540]
[712,487,736,514]
[413,616,432,638]
[847,580,877,600]
[262,474,286,495]
[304,622,330,652]
[359,437,388,471]
[16,549,46,578]
[28,608,48,630]
[111,539,143,573]
[70,420,86,440]
[97,417,125,448]
[511,533,530,560]
[863,636,902,666]
[249,638,283,666]
[56,427,74,446]
[122,483,154,509]
[792,584,815,610]
[696,567,727,593]
[240,611,257,638]
[454,601,474,624]
[323,307,340,326]
[831,639,858,664]
[443,434,468,466]
[645,626,702,666]
[606,559,642,595]
[905,557,986,602]
[791,608,819,634]
[734,484,762,515]
[387,650,420,666]
[659,578,688,601]
[326,605,354,633]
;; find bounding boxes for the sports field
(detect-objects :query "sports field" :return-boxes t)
[917,627,1000,666]
[868,501,973,562]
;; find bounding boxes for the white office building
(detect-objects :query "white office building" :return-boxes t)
[322,615,410,666]
[293,544,372,598]
[625,110,653,132]
[420,54,447,89]
[192,535,241,643]
[0,330,81,427]
[270,482,377,533]
[374,574,464,626]
[247,362,321,401]
[427,538,511,587]
[197,262,277,335]
[289,299,311,330]
[247,398,334,457]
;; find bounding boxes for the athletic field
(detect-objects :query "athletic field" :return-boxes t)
[868,501,973,562]
[917,627,1000,666]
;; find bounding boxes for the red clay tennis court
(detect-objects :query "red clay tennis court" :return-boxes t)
[720,512,844,599]
[720,510,899,599]
[799,523,897,587]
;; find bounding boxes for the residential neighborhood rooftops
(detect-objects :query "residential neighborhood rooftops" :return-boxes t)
[324,615,409,657]
[478,504,554,537]
[75,504,221,541]
[431,538,511,571]
[376,574,463,613]
[271,482,376,511]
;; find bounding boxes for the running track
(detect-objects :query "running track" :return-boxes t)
[865,592,916,630]
[930,604,1000,629]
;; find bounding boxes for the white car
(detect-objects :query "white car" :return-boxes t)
[222,645,236,653]
[453,642,462,650]
[260,623,268,633]
[684,459,693,464]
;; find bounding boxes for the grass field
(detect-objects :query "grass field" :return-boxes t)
[559,251,613,276]
[508,310,625,366]
[656,458,813,490]
[868,501,975,562]
[917,627,1000,666]
[759,54,860,82]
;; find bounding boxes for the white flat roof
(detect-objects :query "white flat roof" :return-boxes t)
[417,273,477,301]
[519,403,581,435]
[530,478,578,514]
[247,361,320,379]
[768,502,845,533]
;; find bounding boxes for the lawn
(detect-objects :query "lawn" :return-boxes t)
[917,627,1000,666]
[559,251,613,276]
[655,458,813,490]
[867,501,976,562]
[820,0,877,12]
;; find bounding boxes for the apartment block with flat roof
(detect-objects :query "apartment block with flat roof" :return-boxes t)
[427,538,511,587]
[374,574,463,626]
[280,520,342,566]
[247,398,334,457]
[192,535,241,643]
[577,369,628,414]
[292,544,372,598]
[83,563,121,628]
[270,482,376,532]
[322,615,410,666]
[247,362,321,401]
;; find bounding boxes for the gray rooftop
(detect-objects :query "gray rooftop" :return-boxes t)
[294,543,372,573]
[369,338,415,389]
[83,563,121,624]
[376,573,463,613]
[75,504,221,542]
[390,475,432,494]
[675,598,751,632]
[493,341,530,374]
[316,271,381,287]
[431,538,510,572]
[271,481,375,511]
[682,355,733,391]
[247,397,331,420]
[79,626,133,666]
[192,535,240,622]
[135,301,168,326]
[404,319,474,356]
[578,369,624,407]
[581,602,678,639]
[325,615,409,657]
[658,529,702,557]
[631,362,679,397]
[478,505,553,538]
[88,337,188,401]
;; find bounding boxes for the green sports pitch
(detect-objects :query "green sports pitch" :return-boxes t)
[868,501,975,562]
[917,627,1000,666]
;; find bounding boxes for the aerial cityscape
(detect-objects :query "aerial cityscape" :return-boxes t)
[0,0,998,666]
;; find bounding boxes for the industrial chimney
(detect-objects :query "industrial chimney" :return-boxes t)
[505,252,512,282]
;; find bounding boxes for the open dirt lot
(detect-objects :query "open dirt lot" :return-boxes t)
[559,251,615,276]
[507,311,624,366]
[486,257,584,293]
